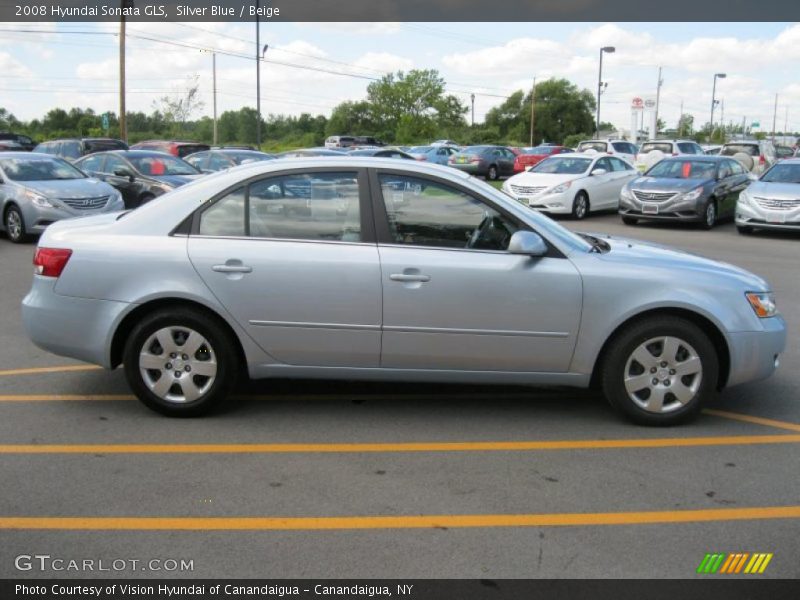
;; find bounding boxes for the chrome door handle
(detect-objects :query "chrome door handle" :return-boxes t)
[212,264,252,273]
[390,274,430,283]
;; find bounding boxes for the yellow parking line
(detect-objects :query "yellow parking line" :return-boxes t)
[1,506,798,531]
[1,434,799,454]
[704,409,800,433]
[0,365,102,377]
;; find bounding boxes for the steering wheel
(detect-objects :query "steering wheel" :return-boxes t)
[467,212,493,249]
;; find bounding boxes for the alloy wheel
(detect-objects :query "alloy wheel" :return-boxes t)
[6,209,22,241]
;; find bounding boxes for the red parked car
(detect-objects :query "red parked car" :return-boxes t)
[513,145,572,173]
[130,140,210,158]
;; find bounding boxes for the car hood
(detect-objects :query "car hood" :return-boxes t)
[22,178,117,198]
[151,174,203,187]
[746,180,800,199]
[582,231,769,290]
[507,171,580,187]
[629,176,710,192]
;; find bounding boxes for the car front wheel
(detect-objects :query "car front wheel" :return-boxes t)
[701,200,717,230]
[601,316,718,425]
[487,165,499,180]
[4,205,30,243]
[123,308,238,416]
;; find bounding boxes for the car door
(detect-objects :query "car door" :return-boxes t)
[606,157,637,209]
[102,155,141,207]
[187,167,382,367]
[724,159,750,217]
[372,170,582,372]
[588,157,618,207]
[500,148,517,175]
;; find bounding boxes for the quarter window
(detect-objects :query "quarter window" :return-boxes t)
[378,174,518,251]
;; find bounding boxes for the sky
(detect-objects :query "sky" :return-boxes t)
[0,21,798,135]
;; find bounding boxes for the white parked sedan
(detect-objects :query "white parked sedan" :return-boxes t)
[502,153,638,219]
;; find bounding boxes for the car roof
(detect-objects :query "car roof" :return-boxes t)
[658,155,727,162]
[0,151,53,159]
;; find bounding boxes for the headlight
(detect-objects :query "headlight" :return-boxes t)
[620,186,634,200]
[679,186,705,202]
[550,181,572,194]
[746,292,778,318]
[24,189,54,208]
[738,190,751,206]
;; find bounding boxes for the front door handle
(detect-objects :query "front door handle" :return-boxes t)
[390,274,430,283]
[212,263,252,273]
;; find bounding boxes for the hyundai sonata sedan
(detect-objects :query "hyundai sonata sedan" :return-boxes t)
[502,153,637,219]
[22,159,786,425]
[0,152,124,243]
[736,158,800,234]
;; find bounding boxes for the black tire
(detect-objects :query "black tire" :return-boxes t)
[572,191,590,220]
[486,165,499,181]
[621,216,638,225]
[4,205,31,243]
[700,200,717,230]
[600,316,719,426]
[736,225,753,235]
[122,307,239,417]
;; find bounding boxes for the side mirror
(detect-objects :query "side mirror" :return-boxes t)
[591,168,607,176]
[508,231,548,257]
[113,167,134,181]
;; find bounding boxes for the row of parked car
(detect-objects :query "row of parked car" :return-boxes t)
[0,133,797,243]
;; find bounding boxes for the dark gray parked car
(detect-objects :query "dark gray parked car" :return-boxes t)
[448,145,517,180]
[619,156,751,229]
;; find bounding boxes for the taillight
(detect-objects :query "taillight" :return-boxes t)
[672,152,678,156]
[415,156,427,161]
[469,156,481,163]
[759,155,766,165]
[169,143,179,156]
[33,248,72,278]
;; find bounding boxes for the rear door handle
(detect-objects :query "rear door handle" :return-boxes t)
[212,264,252,273]
[390,274,430,283]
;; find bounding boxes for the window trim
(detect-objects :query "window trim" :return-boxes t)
[187,166,375,244]
[367,167,565,258]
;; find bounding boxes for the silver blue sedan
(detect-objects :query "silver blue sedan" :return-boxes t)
[22,158,786,424]
[0,152,124,243]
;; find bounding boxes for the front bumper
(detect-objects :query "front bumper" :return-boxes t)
[619,194,704,222]
[506,191,572,214]
[736,201,800,231]
[726,316,787,387]
[22,276,131,368]
[19,198,125,234]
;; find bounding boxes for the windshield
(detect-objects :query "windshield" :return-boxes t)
[128,155,198,176]
[531,156,591,174]
[721,144,759,157]
[646,160,716,179]
[524,146,557,155]
[761,163,800,184]
[640,143,673,154]
[227,152,273,165]
[578,141,607,153]
[409,146,432,153]
[461,146,491,154]
[0,157,86,181]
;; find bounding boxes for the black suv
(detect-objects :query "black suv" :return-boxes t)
[33,138,128,161]
[0,132,36,151]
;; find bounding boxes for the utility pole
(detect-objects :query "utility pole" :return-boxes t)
[212,52,217,146]
[529,77,536,146]
[742,116,746,138]
[119,0,131,142]
[654,66,663,138]
[784,106,788,138]
[470,93,475,126]
[255,0,261,150]
[720,98,724,140]
[772,93,778,142]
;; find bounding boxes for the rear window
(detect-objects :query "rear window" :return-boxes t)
[639,143,673,154]
[84,139,128,153]
[176,144,210,158]
[721,144,759,157]
[578,141,608,153]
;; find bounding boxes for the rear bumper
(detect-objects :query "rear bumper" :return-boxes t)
[726,316,787,387]
[22,276,131,368]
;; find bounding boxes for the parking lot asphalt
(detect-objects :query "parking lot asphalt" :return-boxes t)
[0,213,798,579]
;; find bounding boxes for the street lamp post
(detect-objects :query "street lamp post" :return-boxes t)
[596,46,615,138]
[710,73,726,139]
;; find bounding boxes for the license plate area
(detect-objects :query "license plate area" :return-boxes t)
[766,212,786,224]
[642,203,659,215]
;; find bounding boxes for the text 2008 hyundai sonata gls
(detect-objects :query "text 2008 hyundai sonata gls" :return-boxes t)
[22,158,786,425]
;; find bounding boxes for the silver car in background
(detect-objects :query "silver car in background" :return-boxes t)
[0,152,123,243]
[22,158,785,425]
[736,158,800,234]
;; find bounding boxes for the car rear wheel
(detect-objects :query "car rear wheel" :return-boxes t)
[701,200,717,230]
[601,316,718,426]
[4,205,30,243]
[621,216,638,225]
[486,165,499,180]
[572,192,589,220]
[123,308,238,417]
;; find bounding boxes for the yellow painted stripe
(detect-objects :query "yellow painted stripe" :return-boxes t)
[0,506,798,531]
[0,365,102,377]
[704,409,800,433]
[0,395,133,402]
[758,553,773,573]
[719,553,736,573]
[1,435,800,455]
[743,554,759,574]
